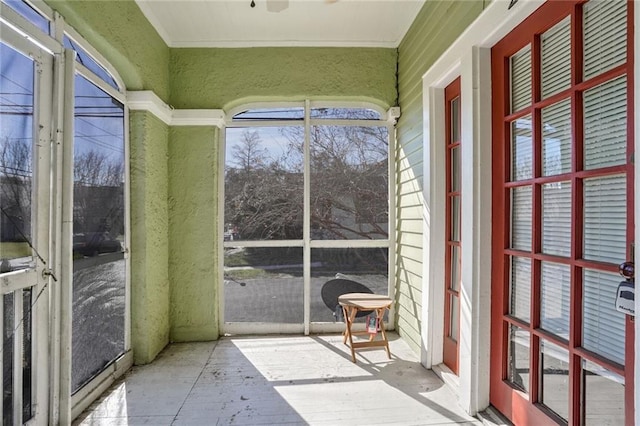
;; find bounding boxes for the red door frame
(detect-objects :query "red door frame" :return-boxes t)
[444,77,461,375]
[490,1,634,425]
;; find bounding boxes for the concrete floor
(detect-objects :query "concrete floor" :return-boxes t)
[74,333,482,425]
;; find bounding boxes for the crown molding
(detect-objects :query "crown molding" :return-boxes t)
[126,91,225,127]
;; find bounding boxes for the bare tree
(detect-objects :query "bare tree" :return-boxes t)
[224,117,389,241]
[73,149,124,236]
[0,136,31,242]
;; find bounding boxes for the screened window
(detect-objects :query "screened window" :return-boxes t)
[223,104,392,329]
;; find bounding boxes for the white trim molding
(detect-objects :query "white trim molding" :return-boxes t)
[421,0,545,417]
[127,90,225,127]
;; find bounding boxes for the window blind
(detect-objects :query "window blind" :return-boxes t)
[510,45,532,113]
[541,16,571,99]
[584,0,627,81]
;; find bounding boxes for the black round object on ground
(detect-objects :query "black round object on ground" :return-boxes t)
[321,278,373,318]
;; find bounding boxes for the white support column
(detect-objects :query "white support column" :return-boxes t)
[421,84,447,369]
[457,46,492,416]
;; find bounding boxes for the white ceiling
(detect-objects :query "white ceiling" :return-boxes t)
[135,0,425,48]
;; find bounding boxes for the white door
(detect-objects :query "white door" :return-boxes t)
[1,30,53,425]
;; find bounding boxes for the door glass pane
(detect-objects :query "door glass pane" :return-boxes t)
[541,16,571,99]
[451,97,460,142]
[22,288,32,422]
[225,247,303,323]
[507,324,530,394]
[72,75,126,392]
[3,293,14,425]
[511,186,532,251]
[512,116,532,181]
[451,146,460,192]
[540,262,570,340]
[0,43,35,272]
[540,340,569,421]
[63,36,119,90]
[582,359,625,425]
[310,248,388,323]
[583,0,627,80]
[449,294,459,341]
[450,245,460,292]
[225,127,303,240]
[310,125,388,240]
[451,195,460,242]
[542,99,572,176]
[584,77,627,170]
[542,181,571,257]
[1,0,50,33]
[583,175,626,264]
[583,269,625,365]
[510,45,532,113]
[510,256,531,323]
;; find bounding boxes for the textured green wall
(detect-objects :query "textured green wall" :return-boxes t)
[170,47,397,110]
[45,0,170,101]
[395,1,486,355]
[129,111,170,364]
[168,126,219,342]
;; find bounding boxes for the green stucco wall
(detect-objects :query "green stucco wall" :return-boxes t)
[44,1,398,363]
[170,47,398,110]
[129,111,170,364]
[395,1,486,355]
[168,126,219,342]
[45,0,170,101]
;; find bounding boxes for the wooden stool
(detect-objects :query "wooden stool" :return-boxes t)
[338,293,393,363]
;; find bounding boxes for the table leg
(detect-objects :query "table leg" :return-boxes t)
[377,307,391,359]
[343,306,358,363]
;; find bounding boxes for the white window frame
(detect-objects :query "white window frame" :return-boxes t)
[0,1,132,423]
[221,100,397,335]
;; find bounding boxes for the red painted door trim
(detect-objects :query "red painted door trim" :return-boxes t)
[444,77,461,375]
[490,1,635,425]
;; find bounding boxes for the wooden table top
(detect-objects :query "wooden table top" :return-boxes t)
[338,293,393,310]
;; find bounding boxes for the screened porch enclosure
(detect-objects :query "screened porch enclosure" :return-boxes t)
[223,105,395,330]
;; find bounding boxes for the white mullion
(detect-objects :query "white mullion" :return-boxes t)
[123,99,131,352]
[308,240,389,249]
[13,288,24,426]
[74,62,124,102]
[219,126,227,331]
[0,5,57,54]
[33,46,53,424]
[48,17,65,419]
[223,240,304,248]
[303,100,311,335]
[387,120,397,328]
[58,48,76,426]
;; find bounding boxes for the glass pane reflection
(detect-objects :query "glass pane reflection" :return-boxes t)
[583,360,624,425]
[540,340,569,421]
[72,75,125,392]
[507,324,530,394]
[0,43,35,271]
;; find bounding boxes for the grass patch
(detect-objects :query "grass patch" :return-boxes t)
[1,242,31,258]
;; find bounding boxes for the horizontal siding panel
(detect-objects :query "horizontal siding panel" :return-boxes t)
[394,0,485,349]
[397,229,423,245]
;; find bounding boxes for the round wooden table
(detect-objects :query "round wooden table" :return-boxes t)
[338,293,393,363]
